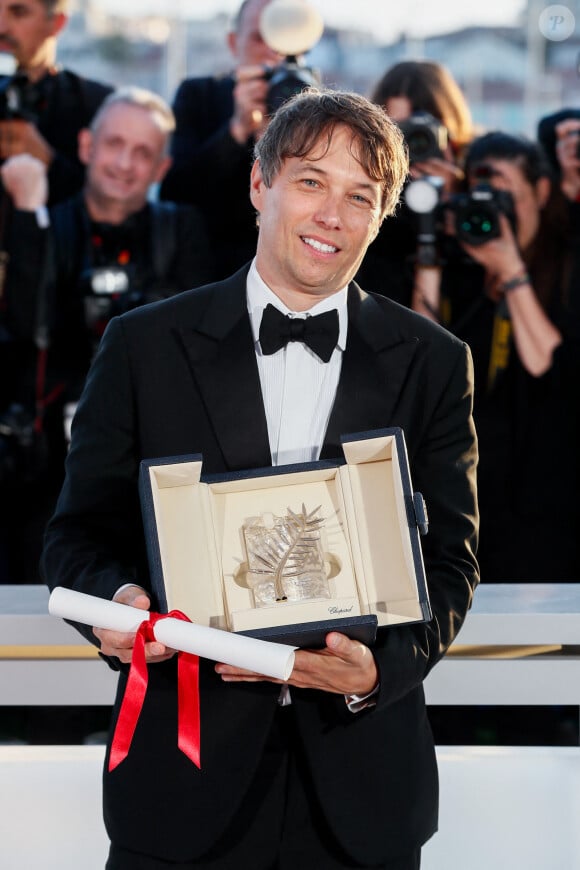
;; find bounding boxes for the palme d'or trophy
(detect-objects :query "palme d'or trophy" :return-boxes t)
[242,504,330,607]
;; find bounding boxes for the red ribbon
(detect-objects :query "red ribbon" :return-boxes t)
[108,610,201,772]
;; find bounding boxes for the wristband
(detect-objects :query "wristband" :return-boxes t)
[498,272,530,294]
[35,205,50,229]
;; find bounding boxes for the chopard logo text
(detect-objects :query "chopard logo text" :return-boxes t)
[328,606,354,615]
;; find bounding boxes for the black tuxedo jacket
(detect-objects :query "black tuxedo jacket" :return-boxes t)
[42,265,479,864]
[160,76,259,278]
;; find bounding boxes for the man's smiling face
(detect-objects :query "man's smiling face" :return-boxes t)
[250,124,383,311]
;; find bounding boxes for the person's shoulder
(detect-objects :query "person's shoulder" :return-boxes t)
[120,270,242,331]
[56,68,112,98]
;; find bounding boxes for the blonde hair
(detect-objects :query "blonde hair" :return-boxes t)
[90,87,175,140]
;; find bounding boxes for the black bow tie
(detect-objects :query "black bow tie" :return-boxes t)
[258,303,339,363]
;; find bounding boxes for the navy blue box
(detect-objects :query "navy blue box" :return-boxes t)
[139,428,431,648]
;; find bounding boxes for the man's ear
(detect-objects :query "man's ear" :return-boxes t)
[77,128,92,166]
[249,159,265,211]
[50,12,68,39]
[227,31,237,58]
[154,155,172,184]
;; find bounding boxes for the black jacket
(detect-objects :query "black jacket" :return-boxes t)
[42,267,479,863]
[160,75,259,278]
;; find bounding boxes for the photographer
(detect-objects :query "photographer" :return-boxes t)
[0,87,214,583]
[413,131,580,582]
[356,60,474,306]
[159,0,284,278]
[0,0,111,206]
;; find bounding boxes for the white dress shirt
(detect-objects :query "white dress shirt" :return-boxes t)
[246,259,348,466]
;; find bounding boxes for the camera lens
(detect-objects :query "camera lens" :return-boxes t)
[460,209,493,238]
[406,131,434,162]
[455,203,500,246]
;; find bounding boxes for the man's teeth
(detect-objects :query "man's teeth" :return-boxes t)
[302,237,337,254]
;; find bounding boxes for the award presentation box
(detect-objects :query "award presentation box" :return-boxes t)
[138,427,431,648]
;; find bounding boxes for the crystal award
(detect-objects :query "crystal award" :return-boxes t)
[242,504,330,607]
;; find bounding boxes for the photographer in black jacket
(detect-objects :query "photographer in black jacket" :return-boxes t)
[160,0,284,278]
[0,0,111,207]
[0,86,214,583]
[411,131,580,582]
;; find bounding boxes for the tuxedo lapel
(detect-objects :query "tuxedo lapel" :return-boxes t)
[174,274,419,470]
[321,284,419,459]
[174,269,272,472]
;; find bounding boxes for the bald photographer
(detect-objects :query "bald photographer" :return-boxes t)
[0,87,213,584]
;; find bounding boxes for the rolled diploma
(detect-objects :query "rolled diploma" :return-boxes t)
[48,586,296,681]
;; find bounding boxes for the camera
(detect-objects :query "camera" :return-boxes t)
[0,72,43,122]
[398,112,448,164]
[259,0,324,115]
[263,59,320,116]
[447,184,517,247]
[79,265,138,336]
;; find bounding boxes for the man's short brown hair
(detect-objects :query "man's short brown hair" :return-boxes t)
[40,0,69,15]
[254,88,409,220]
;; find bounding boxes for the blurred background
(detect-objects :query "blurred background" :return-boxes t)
[29,0,579,137]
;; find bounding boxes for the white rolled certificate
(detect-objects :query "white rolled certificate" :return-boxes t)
[48,586,296,681]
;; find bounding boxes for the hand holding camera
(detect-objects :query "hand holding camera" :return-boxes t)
[444,184,524,299]
[229,0,322,145]
[399,111,464,194]
[458,211,526,300]
[0,117,54,166]
[230,64,270,144]
[0,73,54,166]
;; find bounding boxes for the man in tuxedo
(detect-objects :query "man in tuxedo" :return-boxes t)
[160,0,283,278]
[42,89,479,869]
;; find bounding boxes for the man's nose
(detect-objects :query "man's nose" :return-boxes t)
[313,194,342,228]
[115,146,132,170]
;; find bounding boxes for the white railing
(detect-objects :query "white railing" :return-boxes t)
[2,583,580,707]
[2,583,580,869]
[1,744,579,870]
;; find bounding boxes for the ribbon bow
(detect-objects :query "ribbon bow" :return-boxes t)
[108,610,200,772]
[259,303,339,363]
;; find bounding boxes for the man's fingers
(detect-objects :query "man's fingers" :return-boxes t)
[113,585,150,609]
[235,64,268,83]
[325,632,368,661]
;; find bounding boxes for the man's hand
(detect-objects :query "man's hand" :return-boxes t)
[0,119,54,165]
[215,631,379,696]
[0,153,48,210]
[92,584,176,665]
[412,156,465,195]
[229,64,270,144]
